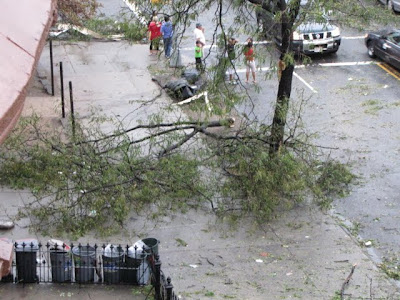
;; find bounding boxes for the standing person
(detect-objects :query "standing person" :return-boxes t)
[194,23,205,47]
[226,37,238,84]
[244,39,256,83]
[148,16,161,56]
[161,16,173,58]
[147,10,157,27]
[195,40,203,72]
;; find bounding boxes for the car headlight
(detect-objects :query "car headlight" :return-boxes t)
[331,27,340,37]
[292,31,303,41]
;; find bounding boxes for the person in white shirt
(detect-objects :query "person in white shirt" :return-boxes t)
[194,23,205,46]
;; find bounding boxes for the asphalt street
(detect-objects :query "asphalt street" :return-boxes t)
[2,1,400,298]
[93,0,400,287]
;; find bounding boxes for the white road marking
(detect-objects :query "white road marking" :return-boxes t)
[229,66,272,74]
[181,45,218,51]
[179,37,375,94]
[181,41,271,51]
[342,36,365,40]
[181,36,363,51]
[224,61,376,94]
[293,72,318,94]
[318,61,376,67]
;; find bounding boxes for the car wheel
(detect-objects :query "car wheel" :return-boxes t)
[367,42,376,58]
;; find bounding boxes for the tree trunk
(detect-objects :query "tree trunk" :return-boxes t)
[269,63,294,154]
[269,0,299,155]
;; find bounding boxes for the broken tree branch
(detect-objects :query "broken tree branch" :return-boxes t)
[341,264,357,299]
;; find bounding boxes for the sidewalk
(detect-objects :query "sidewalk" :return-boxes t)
[0,283,147,300]
[0,41,399,299]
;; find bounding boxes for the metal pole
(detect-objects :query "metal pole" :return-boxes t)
[49,40,54,96]
[60,62,65,118]
[154,255,162,300]
[69,81,75,137]
[166,277,174,300]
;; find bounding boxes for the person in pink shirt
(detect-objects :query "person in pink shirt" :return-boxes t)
[148,16,162,55]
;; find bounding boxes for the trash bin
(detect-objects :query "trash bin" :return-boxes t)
[15,239,39,283]
[123,241,150,285]
[102,245,124,284]
[142,238,159,256]
[72,245,96,283]
[50,246,72,283]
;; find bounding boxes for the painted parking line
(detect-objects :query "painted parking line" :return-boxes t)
[318,61,376,67]
[181,37,363,52]
[229,65,318,93]
[180,41,271,51]
[377,63,400,80]
[293,72,318,93]
[342,36,365,40]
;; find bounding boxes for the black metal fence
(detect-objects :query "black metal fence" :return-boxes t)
[1,240,179,300]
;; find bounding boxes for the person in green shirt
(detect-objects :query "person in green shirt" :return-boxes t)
[195,40,203,72]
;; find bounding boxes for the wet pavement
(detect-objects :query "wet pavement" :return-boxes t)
[1,0,400,299]
[0,39,399,299]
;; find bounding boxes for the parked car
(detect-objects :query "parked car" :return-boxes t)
[257,0,341,55]
[377,0,400,13]
[289,22,341,55]
[365,29,400,69]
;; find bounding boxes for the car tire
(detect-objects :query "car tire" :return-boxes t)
[367,42,376,58]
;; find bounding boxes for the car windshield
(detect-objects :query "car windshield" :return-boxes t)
[296,0,330,24]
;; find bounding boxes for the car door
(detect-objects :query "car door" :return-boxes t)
[384,32,400,70]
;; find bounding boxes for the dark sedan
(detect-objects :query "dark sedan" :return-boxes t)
[365,29,400,69]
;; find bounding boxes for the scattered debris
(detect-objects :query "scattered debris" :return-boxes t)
[53,23,104,39]
[224,278,233,285]
[0,220,14,230]
[182,69,201,84]
[0,239,13,279]
[175,238,188,247]
[48,239,70,250]
[260,252,269,257]
[199,255,215,266]
[175,91,212,112]
[340,264,357,300]
[165,79,196,101]
[365,241,372,247]
[189,264,198,268]
[255,259,263,263]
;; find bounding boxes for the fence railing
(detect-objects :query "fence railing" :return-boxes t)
[0,240,180,300]
[150,256,180,300]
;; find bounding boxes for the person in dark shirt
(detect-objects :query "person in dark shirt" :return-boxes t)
[226,37,238,84]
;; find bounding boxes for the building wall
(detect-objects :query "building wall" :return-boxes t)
[0,0,57,144]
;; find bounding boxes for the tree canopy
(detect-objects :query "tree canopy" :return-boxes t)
[1,0,396,237]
